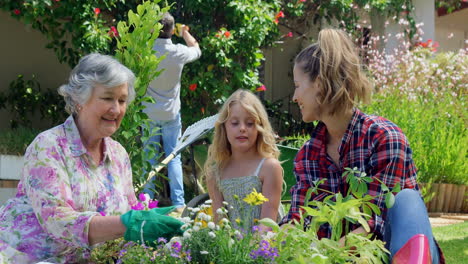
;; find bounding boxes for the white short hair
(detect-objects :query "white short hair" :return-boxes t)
[58,53,136,114]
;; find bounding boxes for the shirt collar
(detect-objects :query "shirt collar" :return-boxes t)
[64,115,112,164]
[155,38,173,45]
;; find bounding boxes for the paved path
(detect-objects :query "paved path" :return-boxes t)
[429,214,467,227]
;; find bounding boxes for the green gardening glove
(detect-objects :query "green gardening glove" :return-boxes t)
[121,207,184,245]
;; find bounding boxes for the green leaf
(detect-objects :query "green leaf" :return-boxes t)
[258,218,279,232]
[385,192,395,208]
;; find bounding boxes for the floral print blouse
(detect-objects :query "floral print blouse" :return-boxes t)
[0,116,137,263]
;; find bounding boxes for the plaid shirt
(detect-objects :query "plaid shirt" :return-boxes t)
[280,108,419,239]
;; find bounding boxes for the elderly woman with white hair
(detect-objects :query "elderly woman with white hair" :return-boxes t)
[0,53,183,263]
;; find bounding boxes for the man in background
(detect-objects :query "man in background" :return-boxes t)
[143,12,201,213]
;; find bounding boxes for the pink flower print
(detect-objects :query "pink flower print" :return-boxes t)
[148,200,159,209]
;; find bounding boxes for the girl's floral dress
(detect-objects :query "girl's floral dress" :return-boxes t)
[0,116,137,263]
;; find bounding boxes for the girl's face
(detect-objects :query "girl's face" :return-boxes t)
[293,64,322,122]
[77,83,128,140]
[224,103,259,154]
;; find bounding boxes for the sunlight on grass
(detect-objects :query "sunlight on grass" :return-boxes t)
[432,221,468,263]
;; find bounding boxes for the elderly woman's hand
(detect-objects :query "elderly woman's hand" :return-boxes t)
[120,207,184,245]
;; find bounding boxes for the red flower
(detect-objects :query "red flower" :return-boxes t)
[299,0,306,2]
[13,9,21,15]
[189,83,197,91]
[201,107,205,114]
[415,39,439,52]
[108,26,119,38]
[224,31,231,38]
[94,8,100,15]
[274,11,285,24]
[256,85,266,92]
[215,33,220,38]
[286,32,293,38]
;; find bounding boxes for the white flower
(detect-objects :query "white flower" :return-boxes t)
[205,199,213,204]
[195,222,202,227]
[207,222,215,230]
[216,208,225,215]
[262,231,276,240]
[181,224,190,230]
[197,212,206,220]
[192,208,200,213]
[183,231,192,239]
[181,217,192,223]
[200,251,209,255]
[208,231,216,238]
[222,201,229,206]
[193,225,200,232]
[204,214,212,222]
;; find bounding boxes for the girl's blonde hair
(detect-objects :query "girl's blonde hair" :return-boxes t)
[204,89,279,182]
[295,28,372,116]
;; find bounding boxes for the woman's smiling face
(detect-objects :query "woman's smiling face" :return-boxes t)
[292,64,322,123]
[78,83,128,139]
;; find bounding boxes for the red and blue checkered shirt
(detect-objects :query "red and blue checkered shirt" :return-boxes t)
[280,108,419,239]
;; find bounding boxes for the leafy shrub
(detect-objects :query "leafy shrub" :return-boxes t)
[168,0,282,126]
[113,0,168,192]
[0,74,67,129]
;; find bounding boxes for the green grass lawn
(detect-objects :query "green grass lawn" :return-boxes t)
[432,221,468,263]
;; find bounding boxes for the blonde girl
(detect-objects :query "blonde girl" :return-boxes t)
[205,89,283,231]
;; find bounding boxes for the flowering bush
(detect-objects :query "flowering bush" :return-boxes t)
[362,24,467,185]
[92,168,394,263]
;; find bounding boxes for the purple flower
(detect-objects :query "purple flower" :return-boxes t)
[185,250,192,261]
[250,240,279,261]
[171,241,182,254]
[157,237,167,244]
[252,225,259,233]
[99,211,106,216]
[138,193,147,202]
[148,200,159,209]
[131,202,145,210]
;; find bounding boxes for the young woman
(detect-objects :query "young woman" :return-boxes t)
[280,28,443,263]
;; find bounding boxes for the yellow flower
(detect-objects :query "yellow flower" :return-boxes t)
[243,188,269,206]
[235,218,241,224]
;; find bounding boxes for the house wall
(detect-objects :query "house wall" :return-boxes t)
[0,11,70,131]
[435,8,468,52]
